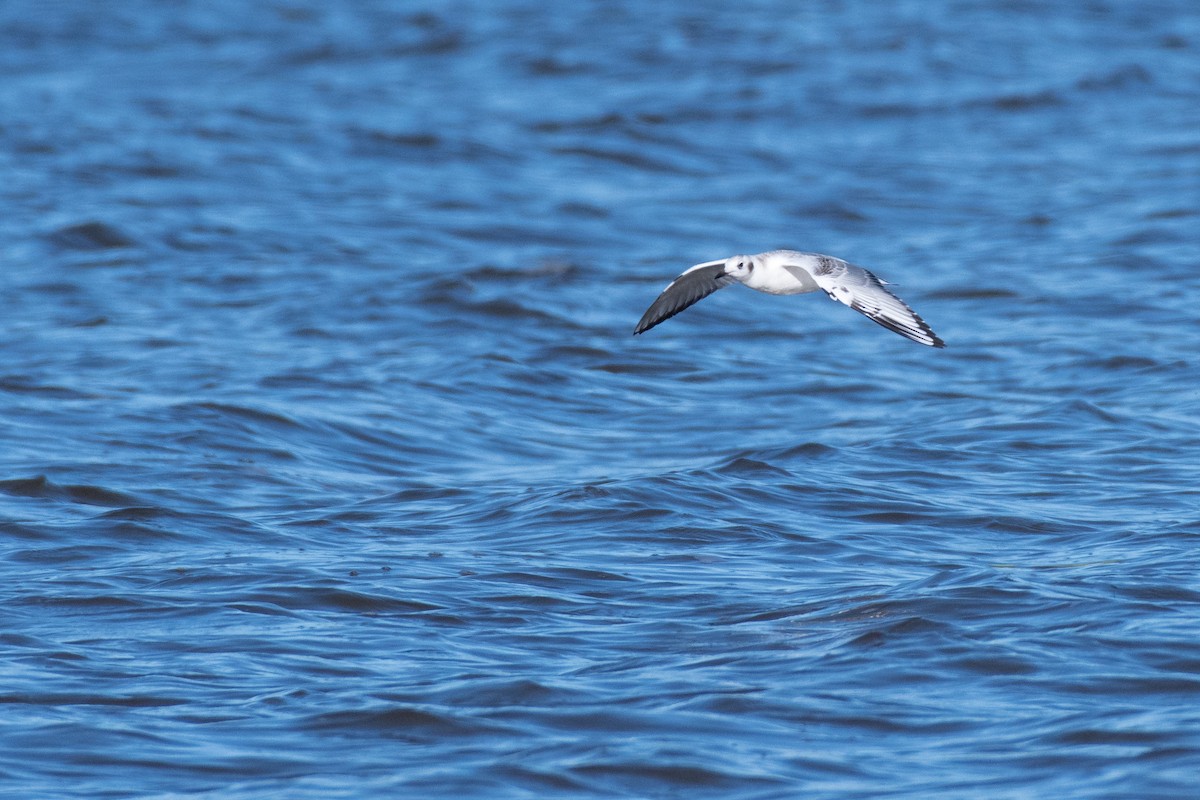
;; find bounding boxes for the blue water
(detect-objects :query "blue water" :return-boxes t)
[2,1,1199,797]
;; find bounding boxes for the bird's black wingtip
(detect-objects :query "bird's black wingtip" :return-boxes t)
[632,316,657,336]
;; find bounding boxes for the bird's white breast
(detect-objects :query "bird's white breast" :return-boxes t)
[743,253,822,295]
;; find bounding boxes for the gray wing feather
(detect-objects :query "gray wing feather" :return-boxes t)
[811,261,945,348]
[633,263,735,335]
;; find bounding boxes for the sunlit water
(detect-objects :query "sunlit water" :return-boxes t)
[2,2,1199,797]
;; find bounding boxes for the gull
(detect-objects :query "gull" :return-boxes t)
[633,250,945,347]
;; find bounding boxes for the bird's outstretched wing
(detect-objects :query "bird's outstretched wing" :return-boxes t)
[807,259,945,348]
[633,260,735,335]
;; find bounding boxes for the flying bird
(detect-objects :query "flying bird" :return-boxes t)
[633,250,944,347]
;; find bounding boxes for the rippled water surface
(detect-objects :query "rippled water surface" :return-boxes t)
[3,1,1200,797]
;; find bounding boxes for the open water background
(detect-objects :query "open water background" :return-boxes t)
[2,1,1199,797]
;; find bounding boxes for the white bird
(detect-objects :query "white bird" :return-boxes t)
[633,250,945,348]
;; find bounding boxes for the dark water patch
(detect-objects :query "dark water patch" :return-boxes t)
[279,32,464,67]
[975,89,1066,112]
[421,677,591,709]
[1052,727,1171,746]
[1115,584,1200,604]
[464,262,583,282]
[419,271,587,329]
[0,521,54,541]
[1075,64,1153,91]
[70,315,109,328]
[530,111,641,133]
[1061,676,1200,696]
[523,55,594,77]
[713,456,792,478]
[857,101,929,119]
[1076,355,1182,372]
[345,125,442,153]
[1052,399,1124,424]
[552,144,705,176]
[0,378,97,399]
[537,344,615,361]
[1144,207,1197,220]
[765,439,841,464]
[1143,140,1200,157]
[0,693,186,708]
[381,485,472,505]
[6,544,129,565]
[186,401,305,430]
[730,602,828,625]
[243,587,442,615]
[570,760,783,794]
[96,506,185,522]
[44,221,136,251]
[1150,657,1200,675]
[303,705,505,738]
[15,593,146,611]
[488,764,592,795]
[556,200,610,219]
[592,357,704,377]
[793,201,870,223]
[979,514,1094,535]
[459,296,572,325]
[0,475,140,508]
[951,655,1039,676]
[926,287,1018,300]
[1112,226,1191,247]
[19,281,84,297]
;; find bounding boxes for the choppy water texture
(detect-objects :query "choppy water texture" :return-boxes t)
[2,1,1200,797]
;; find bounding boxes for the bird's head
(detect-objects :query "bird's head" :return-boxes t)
[724,254,755,279]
